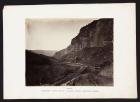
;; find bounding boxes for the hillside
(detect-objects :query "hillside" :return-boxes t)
[54,19,113,66]
[26,50,82,86]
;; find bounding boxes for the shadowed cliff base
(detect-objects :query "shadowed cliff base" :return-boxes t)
[26,18,113,86]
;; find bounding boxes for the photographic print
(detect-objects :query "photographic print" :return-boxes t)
[25,18,113,86]
[4,3,137,99]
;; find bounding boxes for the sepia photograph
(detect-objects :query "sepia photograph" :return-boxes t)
[25,18,113,86]
[3,3,137,99]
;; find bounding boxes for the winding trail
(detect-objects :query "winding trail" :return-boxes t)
[53,62,90,85]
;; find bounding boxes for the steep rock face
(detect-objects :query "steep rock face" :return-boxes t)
[54,19,113,59]
[60,43,113,66]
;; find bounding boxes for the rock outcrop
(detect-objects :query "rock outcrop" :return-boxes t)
[54,19,113,59]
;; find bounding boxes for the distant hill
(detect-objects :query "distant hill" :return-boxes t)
[30,50,57,56]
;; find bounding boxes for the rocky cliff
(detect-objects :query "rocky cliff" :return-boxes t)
[54,19,113,59]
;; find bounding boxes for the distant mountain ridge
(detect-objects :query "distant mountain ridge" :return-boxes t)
[30,50,57,56]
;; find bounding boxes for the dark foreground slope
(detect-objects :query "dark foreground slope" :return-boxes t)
[26,50,76,86]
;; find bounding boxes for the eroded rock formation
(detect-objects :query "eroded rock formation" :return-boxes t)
[54,19,113,59]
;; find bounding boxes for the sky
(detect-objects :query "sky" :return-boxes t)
[26,19,97,51]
